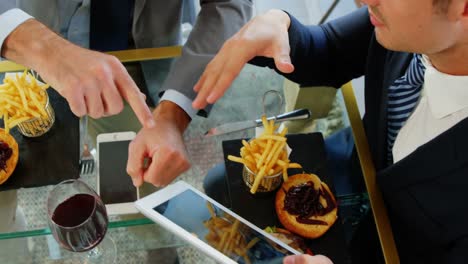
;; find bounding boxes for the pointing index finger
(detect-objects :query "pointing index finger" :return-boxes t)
[115,70,155,128]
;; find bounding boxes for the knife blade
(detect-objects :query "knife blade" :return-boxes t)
[205,108,311,136]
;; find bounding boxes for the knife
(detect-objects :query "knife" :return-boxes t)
[205,108,311,136]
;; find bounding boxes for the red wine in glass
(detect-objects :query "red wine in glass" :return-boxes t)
[48,179,115,263]
[50,193,108,252]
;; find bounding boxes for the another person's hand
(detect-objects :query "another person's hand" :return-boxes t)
[38,45,154,125]
[192,9,294,110]
[2,19,154,128]
[283,255,333,264]
[126,101,191,187]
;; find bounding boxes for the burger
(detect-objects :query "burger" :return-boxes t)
[275,173,337,239]
[0,128,19,185]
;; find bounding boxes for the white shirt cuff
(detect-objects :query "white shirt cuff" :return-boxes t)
[0,9,33,58]
[160,89,198,119]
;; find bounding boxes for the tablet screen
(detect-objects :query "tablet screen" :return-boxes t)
[153,189,292,263]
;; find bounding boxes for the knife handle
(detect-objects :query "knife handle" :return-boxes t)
[255,108,311,125]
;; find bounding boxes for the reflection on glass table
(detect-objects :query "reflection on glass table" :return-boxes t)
[0,223,186,263]
[151,186,297,263]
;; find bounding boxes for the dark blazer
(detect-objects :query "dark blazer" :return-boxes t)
[252,7,468,263]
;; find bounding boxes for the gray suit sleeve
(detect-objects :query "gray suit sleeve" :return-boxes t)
[161,0,253,116]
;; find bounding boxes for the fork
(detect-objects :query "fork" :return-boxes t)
[79,116,95,175]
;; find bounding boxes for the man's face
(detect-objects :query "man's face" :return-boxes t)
[362,0,462,55]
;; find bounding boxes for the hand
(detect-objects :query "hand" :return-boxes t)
[126,101,191,187]
[39,45,154,126]
[2,19,155,128]
[192,9,294,110]
[283,255,333,264]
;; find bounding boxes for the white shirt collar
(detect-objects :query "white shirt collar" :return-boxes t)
[422,55,468,119]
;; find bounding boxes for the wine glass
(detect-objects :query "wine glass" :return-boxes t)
[47,179,116,263]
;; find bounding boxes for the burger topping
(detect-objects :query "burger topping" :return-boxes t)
[0,141,13,172]
[283,181,336,226]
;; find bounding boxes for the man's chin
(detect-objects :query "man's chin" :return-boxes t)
[375,30,407,52]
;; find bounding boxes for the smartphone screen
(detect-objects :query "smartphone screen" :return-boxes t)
[98,140,136,204]
[153,189,293,263]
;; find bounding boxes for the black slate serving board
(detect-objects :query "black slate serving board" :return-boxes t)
[223,133,349,263]
[0,89,80,191]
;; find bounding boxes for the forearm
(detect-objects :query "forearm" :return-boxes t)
[2,18,72,72]
[0,9,31,58]
[152,101,191,134]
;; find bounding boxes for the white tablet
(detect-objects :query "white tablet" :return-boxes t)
[135,181,300,264]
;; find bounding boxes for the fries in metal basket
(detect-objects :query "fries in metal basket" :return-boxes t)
[228,115,302,194]
[0,70,51,134]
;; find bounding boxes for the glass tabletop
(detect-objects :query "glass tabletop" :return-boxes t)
[0,56,370,263]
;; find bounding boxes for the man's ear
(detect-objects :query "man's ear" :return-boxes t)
[459,1,468,41]
[446,0,468,20]
[446,0,468,21]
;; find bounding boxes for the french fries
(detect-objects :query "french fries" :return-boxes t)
[228,115,302,194]
[204,202,259,264]
[0,71,51,135]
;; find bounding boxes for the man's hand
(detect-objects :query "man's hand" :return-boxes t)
[2,19,155,128]
[283,255,333,264]
[192,9,294,110]
[126,101,191,187]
